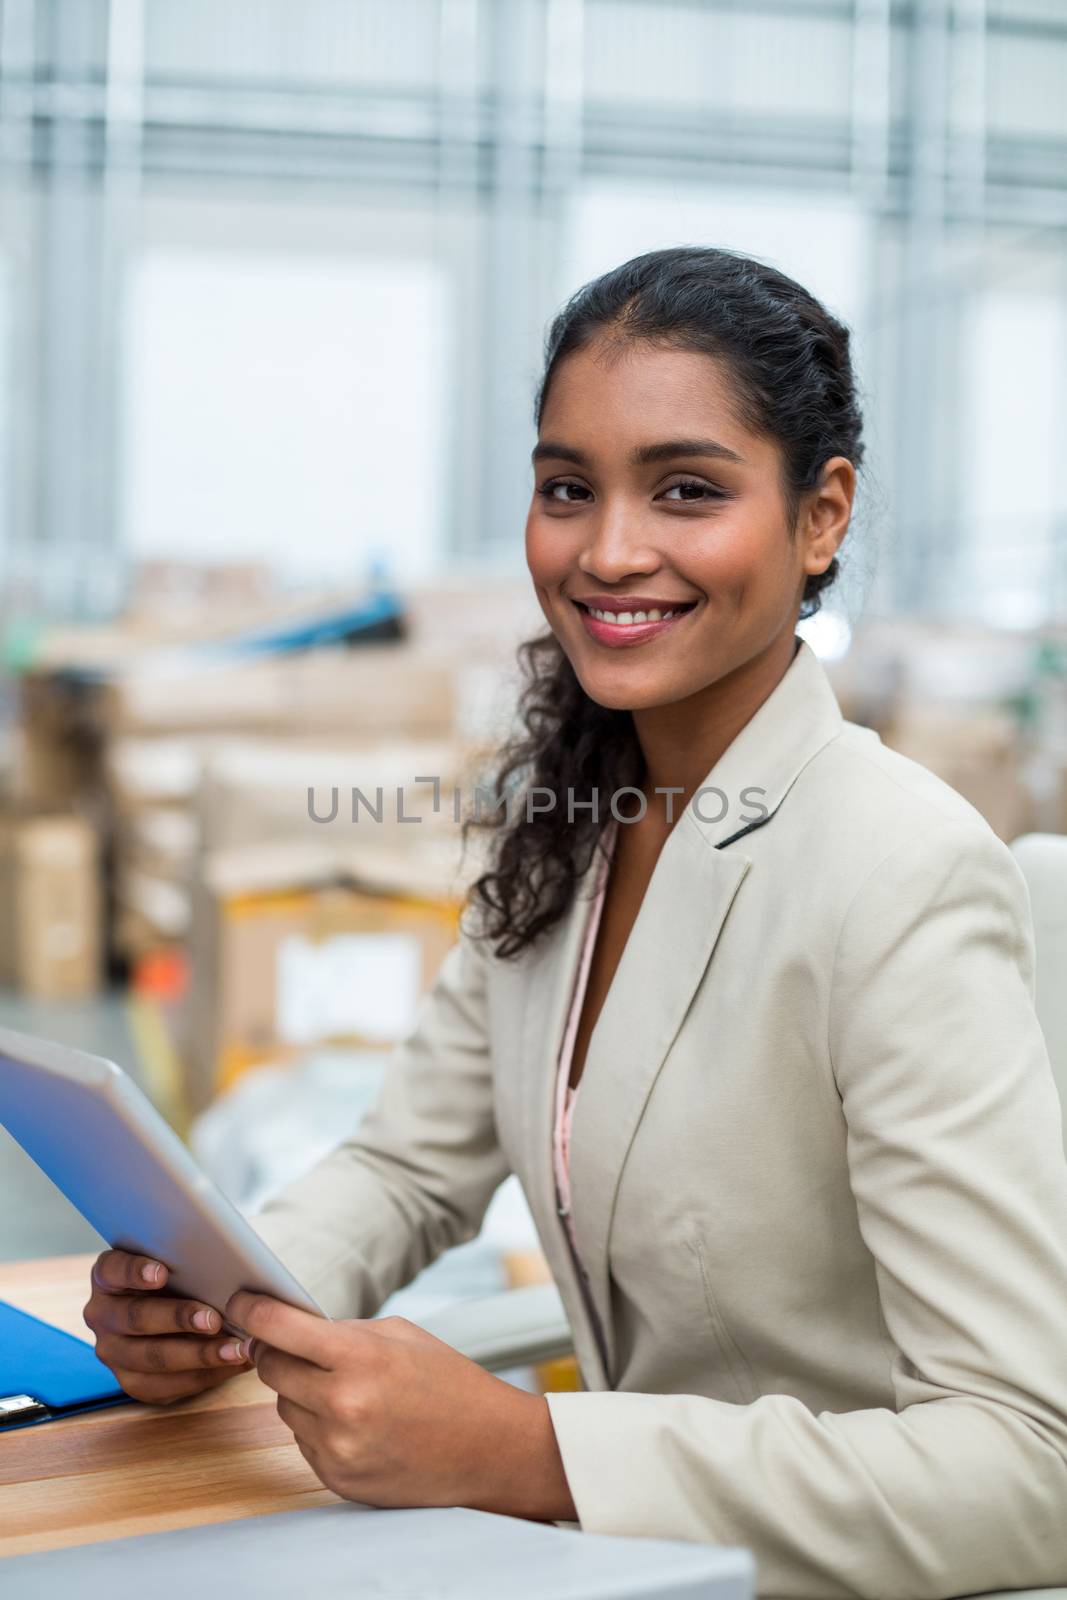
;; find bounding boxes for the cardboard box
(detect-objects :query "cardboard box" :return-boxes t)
[8,675,103,811]
[105,736,216,808]
[104,733,482,963]
[195,736,483,857]
[94,644,460,740]
[125,559,275,621]
[187,836,481,1112]
[0,812,102,998]
[881,707,1032,843]
[121,805,200,876]
[404,575,543,658]
[115,863,193,944]
[26,580,399,669]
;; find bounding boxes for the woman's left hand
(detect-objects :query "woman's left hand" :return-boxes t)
[225,1291,578,1521]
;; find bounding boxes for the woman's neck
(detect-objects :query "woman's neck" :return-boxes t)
[631,631,800,824]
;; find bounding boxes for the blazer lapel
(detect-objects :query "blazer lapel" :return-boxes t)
[566,822,750,1379]
[515,637,846,1385]
[515,848,616,1387]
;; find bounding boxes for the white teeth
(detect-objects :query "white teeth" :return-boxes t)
[587,605,680,625]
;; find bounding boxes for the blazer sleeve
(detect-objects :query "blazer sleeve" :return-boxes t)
[545,818,1067,1600]
[249,901,510,1320]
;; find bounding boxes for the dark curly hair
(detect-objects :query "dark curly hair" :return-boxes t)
[462,244,865,961]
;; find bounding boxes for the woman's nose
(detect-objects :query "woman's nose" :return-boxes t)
[576,503,660,581]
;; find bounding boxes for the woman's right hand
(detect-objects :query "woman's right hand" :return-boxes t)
[82,1249,255,1404]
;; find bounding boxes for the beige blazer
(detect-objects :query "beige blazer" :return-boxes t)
[253,637,1067,1600]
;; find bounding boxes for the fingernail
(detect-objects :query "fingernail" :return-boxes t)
[192,1309,218,1333]
[220,1340,248,1362]
[140,1262,164,1285]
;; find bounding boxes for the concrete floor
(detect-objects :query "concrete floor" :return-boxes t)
[0,990,141,1262]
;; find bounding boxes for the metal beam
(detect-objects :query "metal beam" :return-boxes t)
[477,0,545,570]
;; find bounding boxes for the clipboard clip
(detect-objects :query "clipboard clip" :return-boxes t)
[0,1393,51,1427]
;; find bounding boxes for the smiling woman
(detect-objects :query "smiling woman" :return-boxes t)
[82,246,1067,1600]
[467,246,860,959]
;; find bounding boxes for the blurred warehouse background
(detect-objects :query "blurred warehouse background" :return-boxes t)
[0,0,1065,1388]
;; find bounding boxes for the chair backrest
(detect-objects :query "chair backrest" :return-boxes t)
[1010,833,1067,1151]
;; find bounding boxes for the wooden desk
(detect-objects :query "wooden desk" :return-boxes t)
[0,1255,340,1556]
[5,1259,1067,1599]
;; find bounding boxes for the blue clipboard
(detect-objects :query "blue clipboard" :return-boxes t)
[0,1298,131,1430]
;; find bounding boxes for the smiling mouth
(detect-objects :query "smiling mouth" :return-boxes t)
[571,599,698,628]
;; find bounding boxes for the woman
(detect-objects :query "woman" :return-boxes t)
[84,247,1067,1598]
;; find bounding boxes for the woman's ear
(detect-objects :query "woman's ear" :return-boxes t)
[801,456,855,576]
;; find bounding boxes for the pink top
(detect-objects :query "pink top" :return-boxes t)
[553,818,618,1267]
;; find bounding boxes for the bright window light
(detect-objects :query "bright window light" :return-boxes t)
[120,249,448,587]
[797,608,853,661]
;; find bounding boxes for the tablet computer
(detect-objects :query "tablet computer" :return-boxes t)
[0,1024,326,1329]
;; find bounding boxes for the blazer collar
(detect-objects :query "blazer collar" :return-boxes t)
[516,636,845,1385]
[685,634,844,849]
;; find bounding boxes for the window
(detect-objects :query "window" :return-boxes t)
[121,248,448,585]
[957,288,1066,626]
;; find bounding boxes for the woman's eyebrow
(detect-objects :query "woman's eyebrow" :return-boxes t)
[531,437,745,467]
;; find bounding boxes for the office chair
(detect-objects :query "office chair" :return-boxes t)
[1010,832,1067,1150]
[421,1278,573,1374]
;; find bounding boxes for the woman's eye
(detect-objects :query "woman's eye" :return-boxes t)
[661,478,723,503]
[537,477,724,505]
[538,479,590,503]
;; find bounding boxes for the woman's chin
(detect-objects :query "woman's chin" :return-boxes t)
[575,664,702,714]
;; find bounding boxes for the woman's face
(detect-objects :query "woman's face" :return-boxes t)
[525,337,850,713]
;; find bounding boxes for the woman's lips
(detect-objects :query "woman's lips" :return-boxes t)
[572,599,698,649]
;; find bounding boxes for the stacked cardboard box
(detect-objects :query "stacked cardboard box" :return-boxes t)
[195,736,479,855]
[9,572,539,966]
[880,704,1034,843]
[99,697,478,964]
[178,733,493,1106]
[102,732,209,959]
[5,573,540,1099]
[185,831,490,1113]
[12,643,491,964]
[837,615,1061,843]
[94,641,460,742]
[0,810,102,998]
[7,672,104,816]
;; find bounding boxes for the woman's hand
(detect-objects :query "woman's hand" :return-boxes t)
[225,1290,578,1522]
[83,1249,254,1403]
